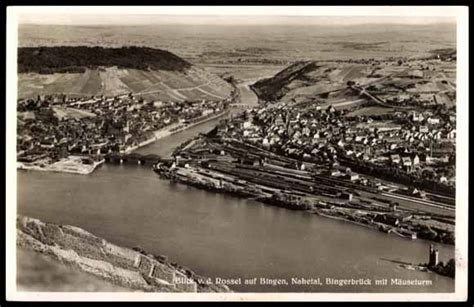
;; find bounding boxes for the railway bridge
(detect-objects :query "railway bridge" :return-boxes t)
[104,153,163,165]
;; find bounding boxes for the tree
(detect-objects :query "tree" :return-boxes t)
[445,259,455,277]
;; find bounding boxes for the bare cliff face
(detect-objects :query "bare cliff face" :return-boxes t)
[16,215,231,293]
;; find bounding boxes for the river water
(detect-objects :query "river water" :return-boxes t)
[17,84,454,293]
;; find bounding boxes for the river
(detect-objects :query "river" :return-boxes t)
[17,85,454,293]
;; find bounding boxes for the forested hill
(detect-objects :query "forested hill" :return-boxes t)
[18,46,192,74]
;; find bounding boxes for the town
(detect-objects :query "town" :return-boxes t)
[13,11,463,295]
[16,88,238,173]
[154,52,456,245]
[16,47,457,244]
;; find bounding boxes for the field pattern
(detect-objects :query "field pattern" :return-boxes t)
[18,66,233,102]
[18,24,456,64]
[253,56,456,109]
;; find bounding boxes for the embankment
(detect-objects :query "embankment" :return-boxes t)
[124,109,231,154]
[17,157,105,175]
[17,215,231,293]
[156,165,454,245]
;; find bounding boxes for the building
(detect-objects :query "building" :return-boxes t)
[447,129,456,140]
[390,154,401,164]
[427,117,440,125]
[412,112,424,122]
[340,192,353,201]
[419,126,429,133]
[348,174,359,181]
[401,157,412,172]
[412,154,420,167]
[429,244,439,267]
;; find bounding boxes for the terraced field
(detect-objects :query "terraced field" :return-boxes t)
[18,66,233,102]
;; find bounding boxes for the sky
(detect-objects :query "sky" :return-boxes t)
[12,7,458,26]
[17,15,456,26]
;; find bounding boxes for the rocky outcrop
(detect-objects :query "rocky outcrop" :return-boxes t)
[17,215,231,292]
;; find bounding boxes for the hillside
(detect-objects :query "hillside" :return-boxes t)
[251,57,456,106]
[17,47,233,102]
[17,249,131,292]
[17,215,231,292]
[18,46,192,73]
[250,61,320,101]
[251,61,360,103]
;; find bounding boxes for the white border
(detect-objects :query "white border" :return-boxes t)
[6,5,466,18]
[6,6,469,302]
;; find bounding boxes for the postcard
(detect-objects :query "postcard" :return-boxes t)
[5,5,469,302]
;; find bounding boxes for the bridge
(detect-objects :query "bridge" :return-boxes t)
[104,152,163,165]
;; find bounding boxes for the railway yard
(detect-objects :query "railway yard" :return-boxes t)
[155,52,457,245]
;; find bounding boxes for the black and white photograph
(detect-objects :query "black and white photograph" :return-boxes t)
[5,5,469,301]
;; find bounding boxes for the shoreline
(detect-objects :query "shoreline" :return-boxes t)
[16,109,230,175]
[17,215,231,293]
[17,157,105,175]
[122,108,230,154]
[155,165,454,246]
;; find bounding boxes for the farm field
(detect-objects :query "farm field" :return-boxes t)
[18,24,456,64]
[281,83,345,103]
[252,55,456,107]
[18,66,233,102]
[199,63,286,84]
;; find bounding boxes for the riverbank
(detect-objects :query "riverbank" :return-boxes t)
[154,162,454,246]
[16,162,455,293]
[17,109,230,175]
[17,215,231,293]
[17,156,105,175]
[120,109,231,154]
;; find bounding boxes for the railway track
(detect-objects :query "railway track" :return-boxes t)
[381,192,455,212]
